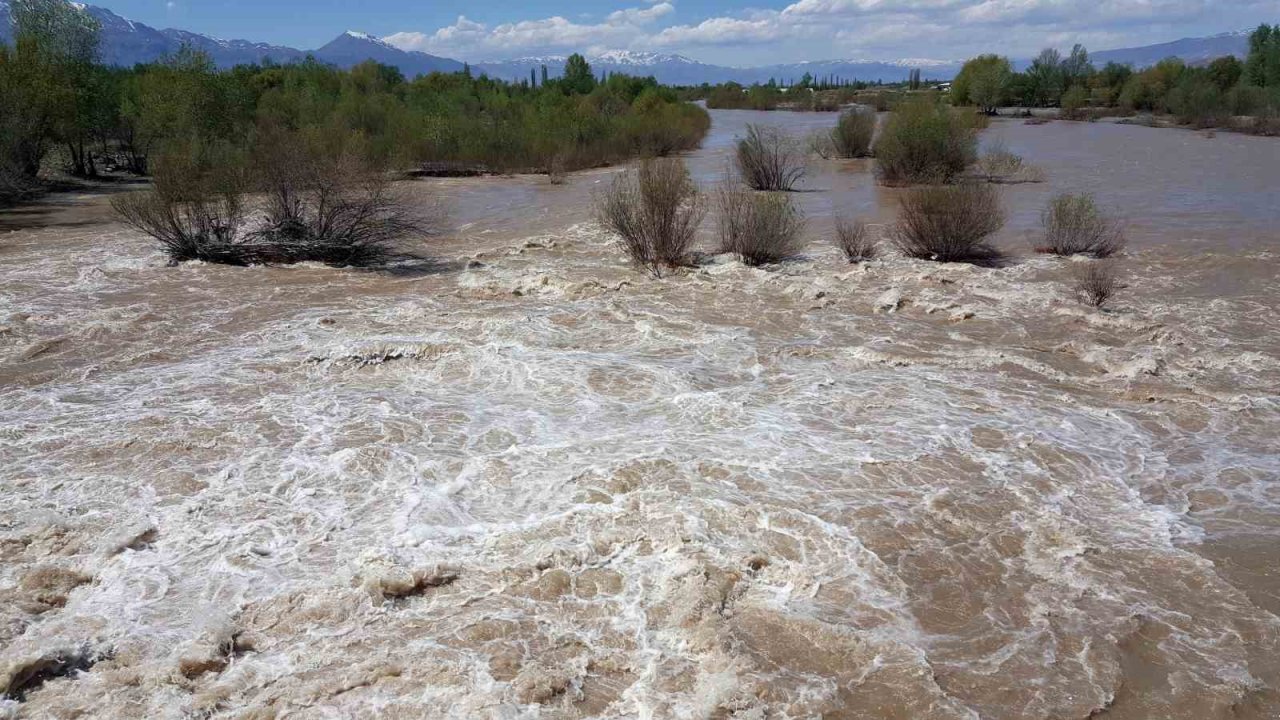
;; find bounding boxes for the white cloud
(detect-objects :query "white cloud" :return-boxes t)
[384,3,676,59]
[382,0,1264,65]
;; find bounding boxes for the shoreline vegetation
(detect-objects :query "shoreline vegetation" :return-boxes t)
[1,0,711,209]
[682,26,1280,137]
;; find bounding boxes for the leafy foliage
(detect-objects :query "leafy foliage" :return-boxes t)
[873,98,977,185]
[2,33,710,200]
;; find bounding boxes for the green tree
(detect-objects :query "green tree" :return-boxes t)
[1027,48,1065,106]
[1060,84,1089,119]
[563,53,596,95]
[1062,44,1093,87]
[1206,55,1243,91]
[1,0,103,179]
[1245,24,1280,87]
[953,54,1012,114]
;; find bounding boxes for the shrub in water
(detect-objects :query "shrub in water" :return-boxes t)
[595,157,705,278]
[114,130,442,266]
[111,141,251,264]
[973,140,1045,184]
[735,125,807,191]
[873,98,978,185]
[248,127,442,266]
[834,217,876,262]
[831,108,876,158]
[717,186,806,266]
[1039,193,1125,257]
[892,183,1005,264]
[1073,261,1118,308]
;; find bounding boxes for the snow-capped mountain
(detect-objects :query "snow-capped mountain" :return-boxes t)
[314,31,463,76]
[0,1,459,74]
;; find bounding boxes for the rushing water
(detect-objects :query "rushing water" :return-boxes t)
[1,112,1279,719]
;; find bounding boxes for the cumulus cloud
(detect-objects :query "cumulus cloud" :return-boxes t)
[382,0,1265,64]
[384,3,675,58]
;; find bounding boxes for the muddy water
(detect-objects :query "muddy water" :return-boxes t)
[1,112,1279,719]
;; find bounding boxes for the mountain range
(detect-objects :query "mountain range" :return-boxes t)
[0,0,1255,84]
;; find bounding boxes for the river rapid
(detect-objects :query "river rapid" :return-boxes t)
[2,111,1279,719]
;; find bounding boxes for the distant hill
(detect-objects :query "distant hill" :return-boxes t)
[0,1,1259,82]
[0,1,460,74]
[1089,31,1251,68]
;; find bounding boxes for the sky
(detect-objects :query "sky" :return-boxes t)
[89,0,1272,65]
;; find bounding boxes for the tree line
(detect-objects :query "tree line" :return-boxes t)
[952,26,1280,130]
[0,0,710,203]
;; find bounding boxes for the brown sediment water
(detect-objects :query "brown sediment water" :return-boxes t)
[1,112,1279,718]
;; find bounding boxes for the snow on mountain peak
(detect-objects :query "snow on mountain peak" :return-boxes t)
[590,50,697,66]
[342,30,400,51]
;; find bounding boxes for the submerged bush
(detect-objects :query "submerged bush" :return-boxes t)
[972,140,1045,184]
[717,187,806,266]
[1039,193,1125,257]
[111,141,251,264]
[735,125,807,191]
[1073,261,1118,308]
[892,183,1005,264]
[873,98,978,185]
[595,158,705,277]
[831,108,876,158]
[834,218,876,262]
[114,130,442,266]
[248,127,441,266]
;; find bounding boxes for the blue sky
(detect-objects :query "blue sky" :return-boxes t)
[95,0,1272,65]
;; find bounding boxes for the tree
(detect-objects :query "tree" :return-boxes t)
[953,55,1012,114]
[1027,48,1065,106]
[1060,84,1089,119]
[1245,24,1280,87]
[1,0,103,180]
[1062,44,1093,87]
[1207,56,1243,91]
[562,53,596,94]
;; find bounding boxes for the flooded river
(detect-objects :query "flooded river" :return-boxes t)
[2,111,1279,718]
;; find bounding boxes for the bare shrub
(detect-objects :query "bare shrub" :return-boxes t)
[249,128,442,266]
[892,184,1005,264]
[1073,261,1118,308]
[546,152,567,185]
[114,131,443,267]
[717,186,806,266]
[972,140,1045,184]
[834,217,877,262]
[111,143,251,264]
[873,98,978,186]
[1039,193,1125,258]
[831,108,876,158]
[595,158,705,277]
[735,125,807,191]
[807,130,836,159]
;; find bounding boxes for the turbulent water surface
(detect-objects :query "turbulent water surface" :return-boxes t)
[2,112,1279,719]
